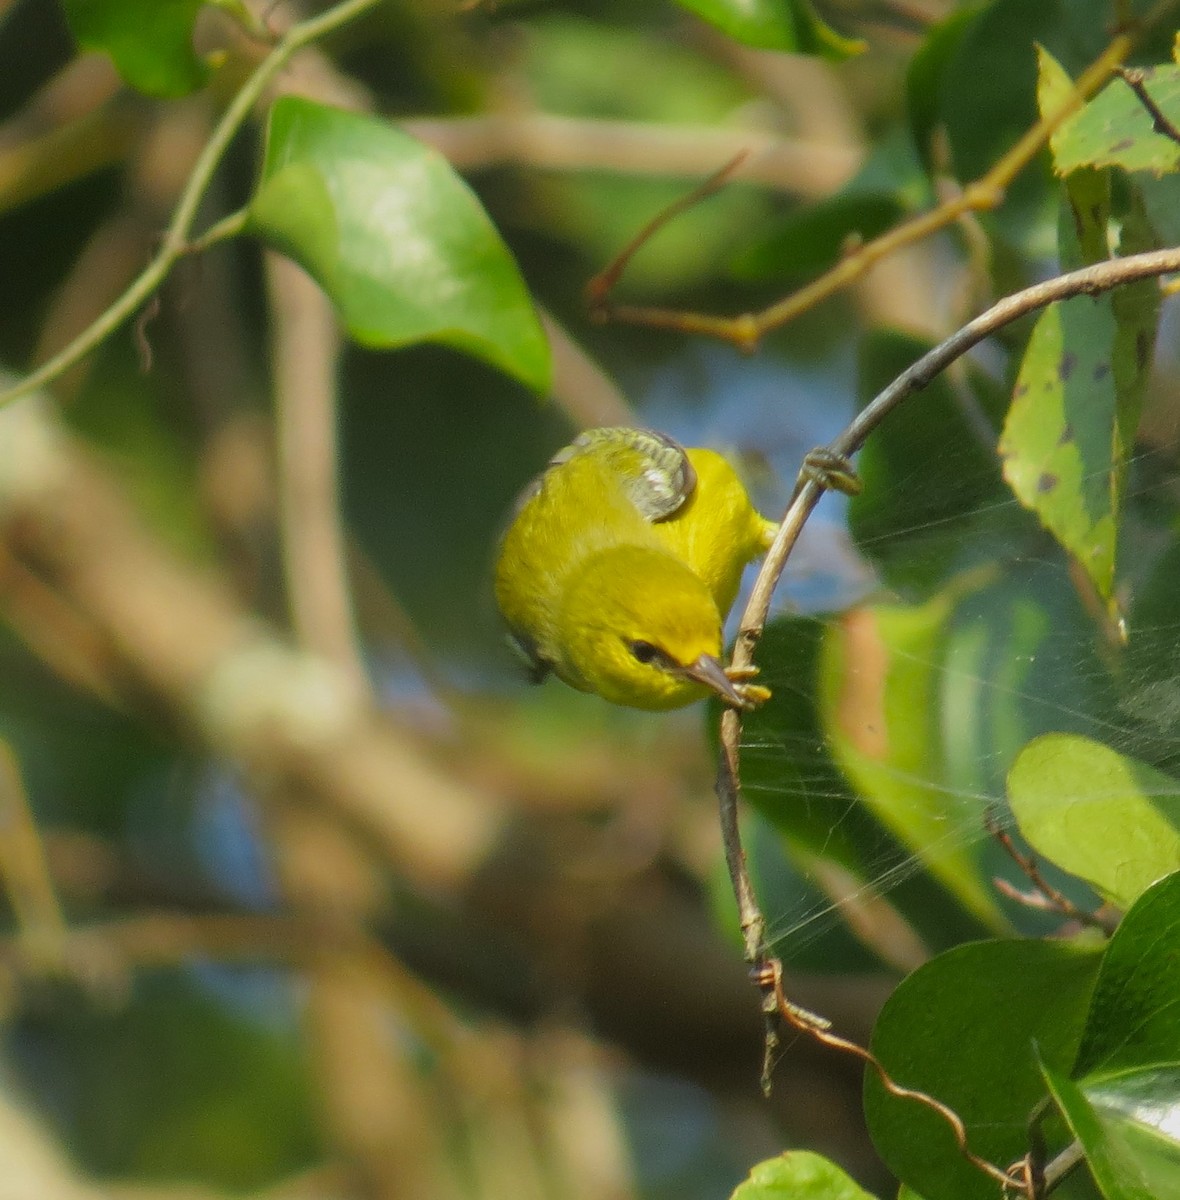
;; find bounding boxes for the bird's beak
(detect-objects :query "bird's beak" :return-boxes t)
[680,653,748,709]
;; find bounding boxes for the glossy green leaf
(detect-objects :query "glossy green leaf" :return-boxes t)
[247,97,550,393]
[669,0,864,59]
[819,576,1008,930]
[61,0,207,97]
[729,1150,879,1199]
[866,939,1103,1200]
[1086,1066,1180,1182]
[1000,297,1122,604]
[1074,872,1180,1078]
[1043,1062,1180,1200]
[1007,735,1180,910]
[1053,66,1180,176]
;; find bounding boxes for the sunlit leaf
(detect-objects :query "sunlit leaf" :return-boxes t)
[247,97,551,393]
[1036,43,1078,135]
[866,939,1102,1200]
[669,0,864,59]
[1000,298,1122,604]
[729,1150,879,1199]
[61,0,208,97]
[1043,1061,1180,1200]
[1007,735,1180,910]
[1074,872,1180,1077]
[1053,66,1180,176]
[819,575,1008,930]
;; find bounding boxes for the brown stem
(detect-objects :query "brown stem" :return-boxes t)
[590,27,1143,348]
[1116,66,1180,146]
[756,957,1025,1191]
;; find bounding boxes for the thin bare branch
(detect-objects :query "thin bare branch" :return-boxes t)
[267,253,368,696]
[592,29,1141,348]
[0,743,69,967]
[1117,66,1180,146]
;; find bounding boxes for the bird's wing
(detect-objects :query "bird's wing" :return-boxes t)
[548,427,697,522]
[505,627,551,683]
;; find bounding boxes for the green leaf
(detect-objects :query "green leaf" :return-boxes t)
[1043,1061,1180,1200]
[866,939,1103,1200]
[1140,172,1180,245]
[850,329,1014,592]
[1110,189,1161,460]
[246,97,551,393]
[1057,167,1111,268]
[61,0,208,97]
[669,0,864,59]
[1007,735,1180,910]
[741,617,994,971]
[1000,298,1122,604]
[735,131,927,283]
[1037,44,1078,133]
[732,192,904,283]
[1074,872,1180,1077]
[1053,66,1180,177]
[729,1150,879,1199]
[906,5,984,173]
[818,574,1009,930]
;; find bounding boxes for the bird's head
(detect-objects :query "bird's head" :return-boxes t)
[557,546,753,711]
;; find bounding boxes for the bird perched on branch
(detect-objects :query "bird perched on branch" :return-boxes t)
[494,426,781,711]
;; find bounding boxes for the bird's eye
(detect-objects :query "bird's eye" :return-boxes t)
[629,640,661,664]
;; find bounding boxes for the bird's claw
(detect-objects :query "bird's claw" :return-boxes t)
[799,448,862,496]
[726,664,771,709]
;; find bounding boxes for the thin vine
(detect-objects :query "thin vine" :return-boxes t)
[0,0,381,412]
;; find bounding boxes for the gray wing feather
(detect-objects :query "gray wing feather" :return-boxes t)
[548,427,696,522]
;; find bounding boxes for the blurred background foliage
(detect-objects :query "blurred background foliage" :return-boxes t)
[0,1,1179,1199]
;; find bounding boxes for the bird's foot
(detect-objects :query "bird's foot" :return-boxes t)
[799,448,862,496]
[726,664,771,708]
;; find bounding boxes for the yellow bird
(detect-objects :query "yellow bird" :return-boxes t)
[494,427,778,711]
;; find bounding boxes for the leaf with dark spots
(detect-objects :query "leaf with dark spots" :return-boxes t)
[1053,62,1180,175]
[1001,298,1120,600]
[1093,362,1110,382]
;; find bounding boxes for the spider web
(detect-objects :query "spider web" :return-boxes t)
[736,431,1180,976]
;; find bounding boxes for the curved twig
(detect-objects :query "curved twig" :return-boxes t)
[0,0,381,411]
